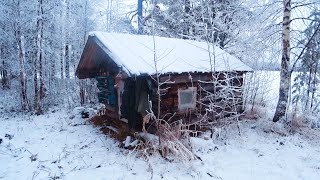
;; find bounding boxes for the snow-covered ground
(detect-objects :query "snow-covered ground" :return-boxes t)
[1,71,320,180]
[1,109,319,180]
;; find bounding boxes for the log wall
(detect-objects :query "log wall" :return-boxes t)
[151,71,245,123]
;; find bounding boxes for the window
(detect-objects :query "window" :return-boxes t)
[178,87,197,111]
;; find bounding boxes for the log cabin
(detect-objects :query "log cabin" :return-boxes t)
[76,32,252,132]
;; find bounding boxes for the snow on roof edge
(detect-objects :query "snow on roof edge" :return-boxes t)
[89,33,133,76]
[88,31,253,75]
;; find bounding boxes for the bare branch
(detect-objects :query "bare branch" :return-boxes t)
[291,23,320,73]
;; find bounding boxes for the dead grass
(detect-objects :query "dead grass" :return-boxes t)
[242,106,265,120]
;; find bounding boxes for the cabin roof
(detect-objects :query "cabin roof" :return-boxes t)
[76,32,252,78]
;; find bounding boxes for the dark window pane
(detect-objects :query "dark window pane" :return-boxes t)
[180,91,193,104]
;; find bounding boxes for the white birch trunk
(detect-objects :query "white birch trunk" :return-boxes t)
[60,0,67,79]
[272,0,292,122]
[36,0,44,114]
[65,0,70,79]
[18,34,30,111]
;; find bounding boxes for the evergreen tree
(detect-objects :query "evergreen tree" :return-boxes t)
[292,10,320,113]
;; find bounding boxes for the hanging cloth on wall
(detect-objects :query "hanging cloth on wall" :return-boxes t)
[135,77,152,114]
[121,76,153,131]
[121,77,140,130]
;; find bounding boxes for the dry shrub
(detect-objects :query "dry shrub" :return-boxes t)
[242,106,265,120]
[135,117,198,164]
[289,111,320,133]
[290,113,306,130]
[158,120,197,162]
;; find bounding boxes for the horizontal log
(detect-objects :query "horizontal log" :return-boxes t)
[158,73,244,85]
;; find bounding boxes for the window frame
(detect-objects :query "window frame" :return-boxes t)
[178,87,197,111]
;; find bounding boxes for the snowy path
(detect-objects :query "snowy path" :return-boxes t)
[0,110,319,180]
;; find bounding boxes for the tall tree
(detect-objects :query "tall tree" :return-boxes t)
[138,0,143,34]
[34,0,45,114]
[292,10,320,112]
[273,0,292,122]
[15,0,31,111]
[0,0,97,111]
[143,0,245,48]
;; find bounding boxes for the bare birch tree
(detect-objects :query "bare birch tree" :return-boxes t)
[272,0,292,122]
[34,0,45,115]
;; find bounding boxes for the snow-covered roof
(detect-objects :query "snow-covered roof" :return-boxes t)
[89,31,252,76]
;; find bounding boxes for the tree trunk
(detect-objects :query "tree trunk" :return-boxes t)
[34,39,39,111]
[183,0,191,39]
[60,4,64,80]
[311,59,318,109]
[39,14,45,101]
[34,0,44,115]
[60,44,64,79]
[305,66,313,110]
[137,0,143,34]
[1,47,9,89]
[79,80,85,105]
[65,44,70,79]
[18,33,30,111]
[272,0,291,122]
[64,0,70,79]
[39,33,45,107]
[50,54,55,83]
[79,1,89,106]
